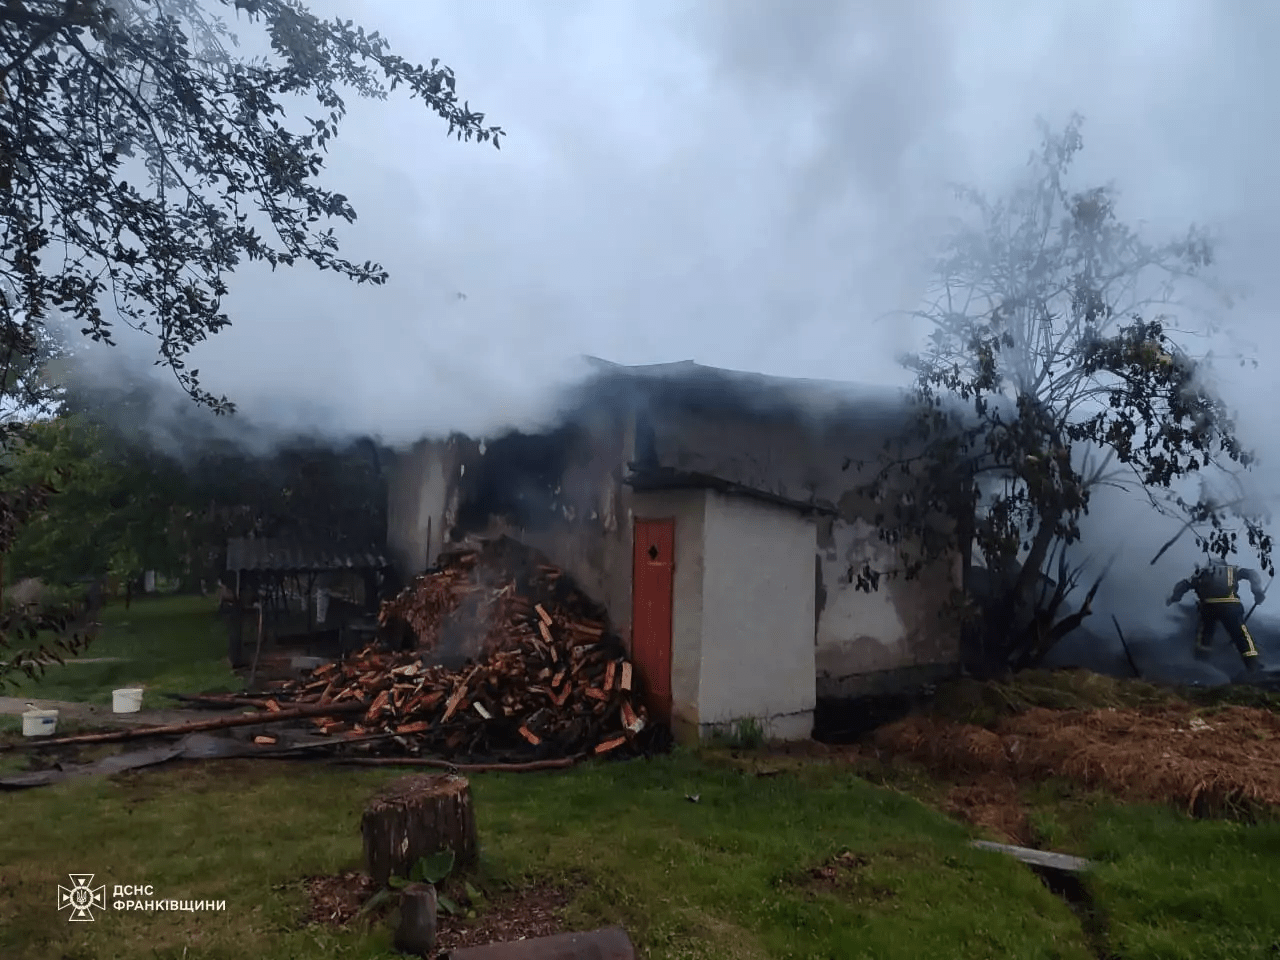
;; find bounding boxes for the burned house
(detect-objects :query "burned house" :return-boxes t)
[385,360,962,742]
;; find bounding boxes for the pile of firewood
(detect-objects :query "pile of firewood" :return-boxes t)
[269,538,661,761]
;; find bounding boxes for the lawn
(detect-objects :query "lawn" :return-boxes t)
[1,602,1278,958]
[3,594,242,710]
[1,750,1094,960]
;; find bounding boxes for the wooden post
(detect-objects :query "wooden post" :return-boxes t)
[361,774,478,887]
[306,571,317,632]
[248,601,264,689]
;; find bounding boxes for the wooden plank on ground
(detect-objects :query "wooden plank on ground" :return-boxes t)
[971,840,1091,873]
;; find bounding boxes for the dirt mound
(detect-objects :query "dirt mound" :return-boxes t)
[873,704,1280,817]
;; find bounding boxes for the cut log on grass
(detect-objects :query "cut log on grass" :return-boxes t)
[393,883,437,956]
[362,774,478,887]
[15,700,367,749]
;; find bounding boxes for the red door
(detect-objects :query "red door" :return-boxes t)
[631,518,674,722]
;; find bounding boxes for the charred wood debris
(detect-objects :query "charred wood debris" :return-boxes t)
[220,538,670,764]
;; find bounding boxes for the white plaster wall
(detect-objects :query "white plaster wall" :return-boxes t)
[815,517,961,697]
[653,408,961,694]
[699,491,816,740]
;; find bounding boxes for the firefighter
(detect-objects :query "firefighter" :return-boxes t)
[1167,560,1267,672]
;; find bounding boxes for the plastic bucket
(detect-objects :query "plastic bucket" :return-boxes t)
[112,687,144,713]
[22,708,58,737]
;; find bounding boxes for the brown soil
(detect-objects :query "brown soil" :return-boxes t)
[871,703,1280,818]
[303,871,571,956]
[305,870,379,927]
[437,885,571,953]
[941,776,1032,845]
[805,849,869,886]
[791,849,897,903]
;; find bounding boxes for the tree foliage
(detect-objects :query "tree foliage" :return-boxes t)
[0,0,495,684]
[861,115,1271,672]
[4,391,389,589]
[0,0,502,415]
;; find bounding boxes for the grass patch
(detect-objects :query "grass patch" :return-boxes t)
[930,667,1280,730]
[1083,803,1280,959]
[932,669,1178,727]
[3,595,240,709]
[705,717,766,751]
[1181,684,1280,713]
[0,751,1093,960]
[872,761,1280,958]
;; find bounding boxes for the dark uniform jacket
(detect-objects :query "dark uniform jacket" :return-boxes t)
[1170,563,1265,605]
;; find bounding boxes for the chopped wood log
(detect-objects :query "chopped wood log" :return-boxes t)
[261,537,662,764]
[393,883,437,956]
[361,774,478,886]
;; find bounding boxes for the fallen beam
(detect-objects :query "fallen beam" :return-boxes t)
[971,840,1091,874]
[164,693,278,710]
[13,700,367,748]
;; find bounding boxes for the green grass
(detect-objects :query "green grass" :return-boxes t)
[930,669,1177,726]
[1084,805,1280,959]
[0,750,1094,960]
[4,594,241,710]
[2,605,1275,958]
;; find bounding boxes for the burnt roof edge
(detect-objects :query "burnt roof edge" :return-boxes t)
[624,464,839,518]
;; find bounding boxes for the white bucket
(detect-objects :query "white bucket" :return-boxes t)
[112,687,144,713]
[22,708,58,737]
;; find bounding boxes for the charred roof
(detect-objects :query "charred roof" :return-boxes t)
[568,357,916,430]
[225,538,390,573]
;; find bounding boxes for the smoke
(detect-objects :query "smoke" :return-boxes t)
[57,0,1280,665]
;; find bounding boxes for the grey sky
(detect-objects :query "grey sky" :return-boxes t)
[90,0,1280,441]
[76,0,1280,638]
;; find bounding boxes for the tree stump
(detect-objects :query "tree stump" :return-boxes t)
[362,774,478,886]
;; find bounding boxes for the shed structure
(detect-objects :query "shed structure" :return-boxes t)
[385,360,962,742]
[223,538,391,668]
